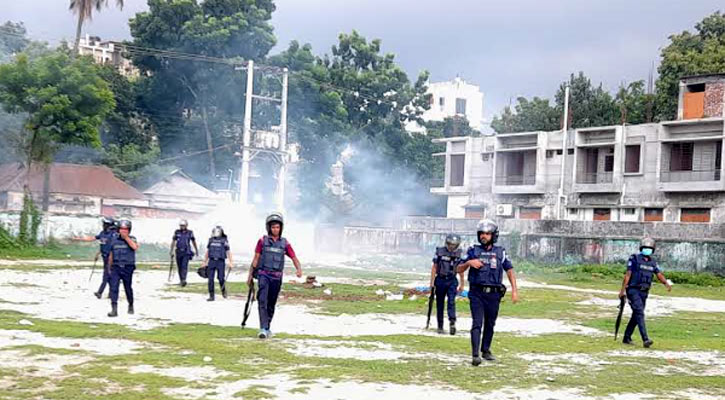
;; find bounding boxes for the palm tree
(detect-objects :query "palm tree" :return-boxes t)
[70,0,124,53]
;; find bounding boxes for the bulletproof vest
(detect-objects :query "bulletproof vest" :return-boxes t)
[631,254,657,290]
[260,236,287,272]
[208,237,227,260]
[436,247,461,277]
[175,229,193,252]
[111,236,136,265]
[98,230,116,257]
[468,245,506,286]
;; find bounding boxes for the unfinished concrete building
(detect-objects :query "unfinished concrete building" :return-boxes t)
[432,74,725,223]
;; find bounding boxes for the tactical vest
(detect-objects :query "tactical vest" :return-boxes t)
[208,237,227,260]
[175,229,194,252]
[629,254,657,290]
[98,230,117,257]
[260,236,287,273]
[111,236,136,265]
[468,245,506,286]
[436,247,461,277]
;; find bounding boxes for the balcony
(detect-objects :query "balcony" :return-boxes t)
[658,168,725,192]
[429,178,469,195]
[576,172,613,184]
[496,174,537,186]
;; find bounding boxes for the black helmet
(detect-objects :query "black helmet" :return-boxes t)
[179,219,188,228]
[212,225,224,238]
[101,216,114,228]
[445,233,461,250]
[265,212,284,235]
[640,237,656,252]
[118,219,132,232]
[476,219,498,245]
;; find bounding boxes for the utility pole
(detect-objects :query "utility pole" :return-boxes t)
[557,85,570,220]
[239,60,254,206]
[274,68,289,213]
[235,61,291,212]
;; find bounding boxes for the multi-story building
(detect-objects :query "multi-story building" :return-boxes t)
[408,77,485,133]
[431,74,725,223]
[77,35,139,78]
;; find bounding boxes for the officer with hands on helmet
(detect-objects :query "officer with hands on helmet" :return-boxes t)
[619,237,672,348]
[107,218,139,317]
[430,233,465,335]
[457,219,519,365]
[247,213,302,339]
[94,216,117,299]
[170,219,198,287]
[203,225,232,301]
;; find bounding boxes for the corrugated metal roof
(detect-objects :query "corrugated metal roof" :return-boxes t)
[0,162,145,200]
[143,170,219,198]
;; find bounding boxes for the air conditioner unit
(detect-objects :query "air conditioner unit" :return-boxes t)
[496,204,513,217]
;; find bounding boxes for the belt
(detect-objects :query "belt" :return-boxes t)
[210,257,225,261]
[474,285,504,293]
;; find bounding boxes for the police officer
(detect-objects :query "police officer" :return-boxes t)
[107,219,139,317]
[619,237,672,348]
[430,233,464,335]
[170,219,198,287]
[247,213,303,339]
[203,226,232,301]
[94,217,117,299]
[457,219,519,365]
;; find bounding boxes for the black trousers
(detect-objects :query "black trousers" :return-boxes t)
[109,264,135,306]
[434,275,458,328]
[176,251,191,282]
[257,274,282,330]
[469,285,502,356]
[624,287,650,341]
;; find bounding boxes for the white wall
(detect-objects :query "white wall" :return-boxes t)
[423,78,484,131]
[446,195,468,218]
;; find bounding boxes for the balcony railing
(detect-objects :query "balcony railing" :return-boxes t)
[496,174,536,186]
[660,169,721,183]
[576,172,613,184]
[430,178,445,188]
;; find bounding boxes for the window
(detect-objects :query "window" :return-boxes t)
[593,208,611,221]
[455,98,467,115]
[623,208,636,215]
[670,142,694,171]
[519,207,542,220]
[568,148,575,155]
[644,208,663,222]
[450,154,465,187]
[439,97,445,111]
[568,208,579,216]
[556,149,563,155]
[465,206,484,219]
[604,155,614,172]
[625,145,641,173]
[680,208,710,223]
[546,150,555,159]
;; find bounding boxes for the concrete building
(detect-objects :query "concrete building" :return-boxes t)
[77,35,139,78]
[0,163,147,215]
[408,77,485,133]
[143,170,223,214]
[431,74,725,224]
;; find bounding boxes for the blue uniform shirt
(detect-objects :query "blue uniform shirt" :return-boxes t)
[627,254,660,289]
[173,229,195,254]
[465,244,513,286]
[110,235,137,266]
[95,230,117,258]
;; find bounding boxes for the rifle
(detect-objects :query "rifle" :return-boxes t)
[614,295,626,340]
[168,253,175,282]
[221,264,233,294]
[425,286,435,329]
[241,280,256,328]
[89,258,98,283]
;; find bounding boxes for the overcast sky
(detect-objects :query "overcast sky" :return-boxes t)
[3,0,722,122]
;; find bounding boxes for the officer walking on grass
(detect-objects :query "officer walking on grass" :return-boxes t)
[430,233,464,335]
[107,219,139,317]
[202,225,233,301]
[94,217,117,299]
[457,219,519,365]
[619,237,672,348]
[170,219,198,287]
[247,213,303,339]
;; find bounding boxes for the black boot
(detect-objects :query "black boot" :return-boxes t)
[94,292,102,299]
[449,320,456,336]
[472,355,482,366]
[482,350,496,361]
[207,294,215,302]
[108,304,118,317]
[222,288,228,299]
[622,338,634,345]
[128,304,134,315]
[643,339,653,348]
[181,280,187,287]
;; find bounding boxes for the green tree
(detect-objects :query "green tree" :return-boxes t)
[555,72,619,129]
[0,50,115,210]
[0,21,30,63]
[129,0,276,184]
[615,80,654,124]
[69,0,124,53]
[655,11,725,120]
[491,96,560,133]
